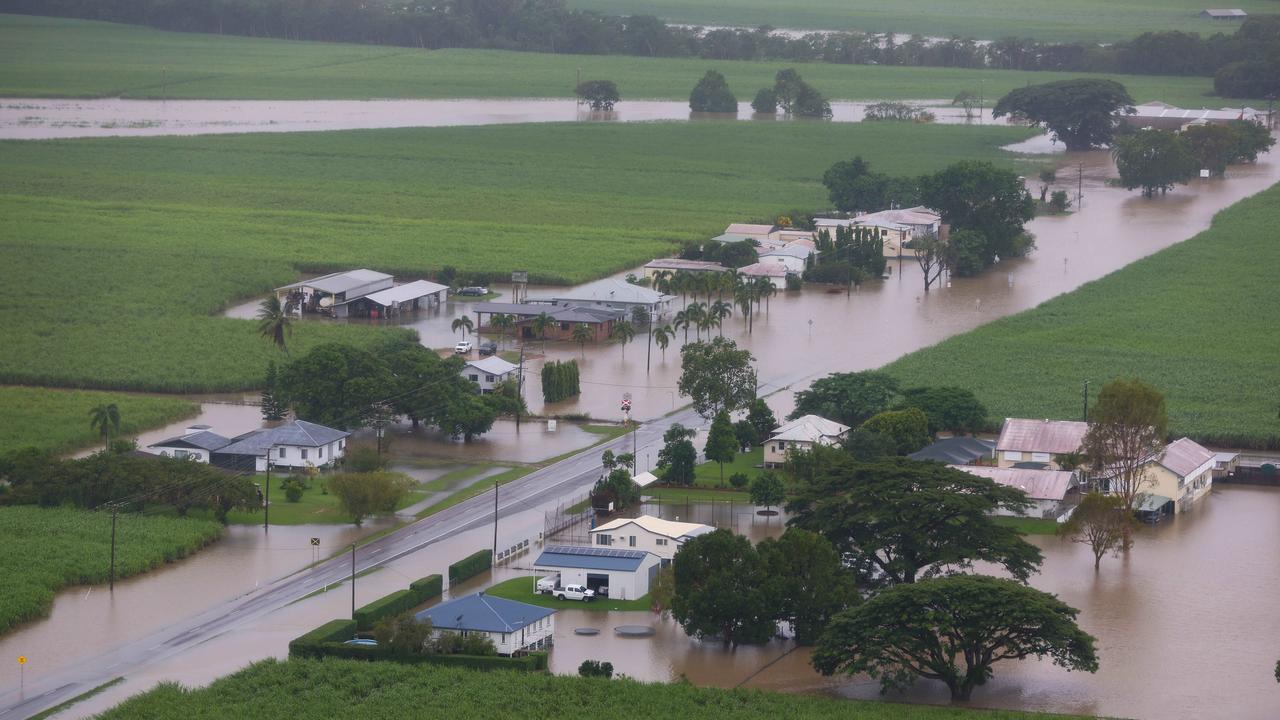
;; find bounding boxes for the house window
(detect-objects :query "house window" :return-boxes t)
[629,536,636,547]
[319,446,324,459]
[776,442,786,452]
[485,375,495,382]
[174,449,191,460]
[469,374,479,381]
[560,322,570,330]
[339,440,345,450]
[1003,451,1023,462]
[301,448,308,460]
[1031,452,1051,463]
[278,447,287,459]
[596,534,611,546]
[502,633,508,643]
[655,538,668,546]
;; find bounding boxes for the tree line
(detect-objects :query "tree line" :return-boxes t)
[8,1,1278,97]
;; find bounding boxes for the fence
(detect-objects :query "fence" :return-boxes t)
[494,538,532,565]
[543,491,593,540]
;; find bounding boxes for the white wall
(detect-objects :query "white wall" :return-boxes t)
[534,556,660,600]
[435,615,554,656]
[759,254,806,273]
[591,525,681,561]
[271,439,346,470]
[463,368,514,393]
[151,446,210,463]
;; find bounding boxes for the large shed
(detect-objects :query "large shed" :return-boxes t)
[532,545,661,600]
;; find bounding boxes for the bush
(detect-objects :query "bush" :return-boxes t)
[729,473,750,490]
[282,477,306,503]
[1049,190,1072,212]
[288,619,357,659]
[750,87,777,114]
[326,472,411,526]
[578,659,615,678]
[410,574,443,600]
[308,642,544,670]
[448,549,492,586]
[343,445,386,472]
[541,360,581,403]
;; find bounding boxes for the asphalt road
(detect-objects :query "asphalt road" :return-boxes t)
[0,402,710,720]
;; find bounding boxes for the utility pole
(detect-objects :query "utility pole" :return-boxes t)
[1082,380,1090,422]
[515,344,525,430]
[492,481,499,559]
[645,309,653,374]
[109,504,118,591]
[1077,162,1084,209]
[263,460,271,531]
[350,543,357,620]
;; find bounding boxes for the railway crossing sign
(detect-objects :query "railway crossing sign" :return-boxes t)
[310,537,320,547]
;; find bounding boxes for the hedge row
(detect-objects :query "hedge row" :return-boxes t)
[448,550,492,586]
[311,643,548,671]
[541,360,580,403]
[353,574,443,630]
[288,619,357,659]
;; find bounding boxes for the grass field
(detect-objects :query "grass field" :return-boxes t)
[0,121,1032,393]
[884,182,1280,449]
[569,0,1275,43]
[97,658,1099,719]
[0,506,223,634]
[486,576,652,611]
[693,446,765,488]
[0,14,1258,107]
[0,386,196,455]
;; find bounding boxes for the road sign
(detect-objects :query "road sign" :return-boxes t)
[310,537,320,547]
[17,656,25,665]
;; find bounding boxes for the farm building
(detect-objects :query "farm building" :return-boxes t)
[148,425,233,464]
[996,418,1088,470]
[334,279,448,319]
[532,545,661,600]
[413,593,554,656]
[461,356,518,393]
[210,420,349,473]
[909,436,996,465]
[642,258,729,279]
[1125,101,1267,131]
[724,223,775,240]
[275,269,393,317]
[764,415,850,468]
[471,302,625,342]
[758,244,814,273]
[952,465,1077,518]
[540,278,673,319]
[590,515,714,563]
[736,262,789,280]
[1200,9,1246,20]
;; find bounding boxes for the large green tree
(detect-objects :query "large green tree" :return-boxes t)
[919,161,1035,266]
[1112,129,1197,197]
[1083,378,1168,517]
[703,411,738,486]
[689,69,738,113]
[992,78,1135,150]
[671,529,776,648]
[812,575,1098,701]
[860,408,931,455]
[749,471,786,513]
[678,337,756,419]
[575,79,619,111]
[657,424,698,486]
[897,386,988,435]
[787,456,1041,586]
[758,529,857,645]
[790,370,899,426]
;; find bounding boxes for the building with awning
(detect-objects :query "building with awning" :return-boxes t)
[471,301,625,342]
[333,279,448,318]
[275,269,393,316]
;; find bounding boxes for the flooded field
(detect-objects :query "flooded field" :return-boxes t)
[0,97,1013,139]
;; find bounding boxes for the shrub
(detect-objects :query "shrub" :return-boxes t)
[541,360,581,403]
[729,473,750,490]
[326,472,411,526]
[354,574,444,630]
[578,659,615,678]
[410,574,443,601]
[448,549,492,586]
[288,619,357,659]
[282,477,306,503]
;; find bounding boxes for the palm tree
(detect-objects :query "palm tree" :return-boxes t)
[735,284,755,334]
[755,277,777,314]
[652,270,673,295]
[89,403,121,450]
[653,324,673,360]
[490,313,515,348]
[451,315,474,340]
[685,303,706,342]
[610,320,636,357]
[672,271,691,307]
[673,309,692,343]
[571,323,595,357]
[532,312,554,353]
[256,296,292,354]
[709,300,733,337]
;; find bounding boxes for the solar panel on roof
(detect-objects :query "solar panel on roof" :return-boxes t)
[546,545,645,559]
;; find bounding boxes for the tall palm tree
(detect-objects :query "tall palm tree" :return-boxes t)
[673,309,692,343]
[735,284,755,334]
[89,403,121,450]
[755,277,777,314]
[686,302,708,341]
[532,312,554,353]
[610,320,636,357]
[451,315,474,341]
[256,296,292,354]
[652,270,673,296]
[653,324,673,360]
[709,300,733,337]
[673,271,691,307]
[490,313,515,348]
[570,323,595,357]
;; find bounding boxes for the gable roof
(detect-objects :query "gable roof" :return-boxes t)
[149,430,232,452]
[1156,437,1216,478]
[472,302,625,324]
[276,269,392,295]
[760,244,812,260]
[413,593,554,633]
[908,436,995,464]
[736,262,788,279]
[549,278,668,306]
[711,232,757,244]
[464,356,518,376]
[533,545,654,572]
[952,465,1074,502]
[996,418,1087,454]
[591,515,713,541]
[643,258,728,273]
[769,414,850,443]
[356,280,448,307]
[216,420,349,456]
[725,223,774,237]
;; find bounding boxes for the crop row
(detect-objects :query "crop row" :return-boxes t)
[0,386,196,455]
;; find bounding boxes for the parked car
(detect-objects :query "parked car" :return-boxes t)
[478,341,498,357]
[343,638,378,647]
[454,340,472,354]
[555,584,595,602]
[535,575,559,594]
[457,286,489,296]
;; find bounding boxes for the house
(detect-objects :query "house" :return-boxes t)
[764,415,851,468]
[275,269,393,317]
[735,262,789,280]
[148,425,232,464]
[710,232,759,245]
[952,465,1076,518]
[1125,101,1267,131]
[768,228,816,244]
[334,279,448,319]
[1201,9,1247,20]
[642,258,729,280]
[210,420,350,473]
[589,515,714,563]
[995,418,1088,470]
[471,301,625,342]
[1211,451,1239,481]
[909,436,995,465]
[1101,438,1216,514]
[413,593,554,656]
[758,244,813,273]
[539,278,673,319]
[462,356,518,393]
[724,223,775,240]
[532,545,661,600]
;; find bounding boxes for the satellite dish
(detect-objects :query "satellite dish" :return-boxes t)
[318,296,334,308]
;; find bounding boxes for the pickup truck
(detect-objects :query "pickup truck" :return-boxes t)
[536,576,595,601]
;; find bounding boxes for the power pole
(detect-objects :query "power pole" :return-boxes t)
[492,481,499,559]
[263,460,271,531]
[109,505,118,591]
[1082,380,1090,422]
[1077,162,1084,208]
[515,344,525,430]
[350,543,357,620]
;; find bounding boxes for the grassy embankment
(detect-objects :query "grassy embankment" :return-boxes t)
[885,182,1280,449]
[97,658,1101,719]
[0,506,223,634]
[486,575,651,611]
[0,121,1032,395]
[0,386,196,455]
[570,0,1274,43]
[0,13,1256,106]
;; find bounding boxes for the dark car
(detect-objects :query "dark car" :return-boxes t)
[478,341,499,357]
[457,286,489,296]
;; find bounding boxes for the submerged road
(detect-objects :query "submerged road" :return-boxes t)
[0,373,804,720]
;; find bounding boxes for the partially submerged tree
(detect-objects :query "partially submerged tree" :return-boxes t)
[671,529,775,648]
[992,78,1135,150]
[1083,378,1168,518]
[689,70,738,113]
[913,232,947,292]
[1059,492,1134,570]
[812,575,1098,701]
[749,471,786,513]
[1112,129,1197,197]
[576,79,620,110]
[919,160,1036,267]
[678,336,756,419]
[759,529,857,645]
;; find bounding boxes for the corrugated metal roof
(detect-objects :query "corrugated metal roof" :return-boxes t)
[149,430,232,452]
[736,262,788,278]
[760,245,812,259]
[953,465,1074,501]
[997,418,1088,454]
[769,415,850,443]
[643,259,729,273]
[909,437,995,464]
[413,593,554,633]
[472,302,624,323]
[355,280,448,307]
[1158,437,1216,478]
[217,420,349,456]
[725,223,774,236]
[464,356,517,376]
[592,515,712,540]
[276,269,392,295]
[547,278,668,306]
[533,545,651,572]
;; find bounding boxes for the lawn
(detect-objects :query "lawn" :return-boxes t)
[96,658,1102,719]
[206,473,431,526]
[0,506,223,634]
[993,516,1061,536]
[0,14,1258,106]
[884,182,1280,450]
[645,487,752,504]
[485,576,652,612]
[0,120,1032,395]
[693,445,765,488]
[0,386,196,455]
[569,0,1275,43]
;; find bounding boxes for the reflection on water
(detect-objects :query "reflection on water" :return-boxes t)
[0,97,1015,140]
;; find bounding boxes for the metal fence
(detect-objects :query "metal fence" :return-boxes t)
[544,492,592,541]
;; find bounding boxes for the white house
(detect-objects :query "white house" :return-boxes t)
[758,244,813,273]
[462,356,518,393]
[148,425,232,464]
[736,262,789,280]
[1099,437,1217,515]
[211,420,350,472]
[590,515,713,563]
[952,465,1076,518]
[764,414,851,468]
[532,545,661,600]
[413,593,554,656]
[995,418,1088,470]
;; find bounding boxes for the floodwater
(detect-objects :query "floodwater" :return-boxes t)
[70,394,263,459]
[0,97,1011,140]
